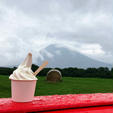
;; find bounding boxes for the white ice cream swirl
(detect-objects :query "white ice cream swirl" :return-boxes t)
[9,65,37,80]
[9,53,37,80]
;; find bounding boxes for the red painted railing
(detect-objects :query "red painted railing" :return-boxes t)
[0,93,113,113]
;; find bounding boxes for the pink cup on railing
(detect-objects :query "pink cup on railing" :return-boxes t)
[11,79,37,102]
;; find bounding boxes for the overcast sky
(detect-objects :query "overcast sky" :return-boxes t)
[0,0,112,67]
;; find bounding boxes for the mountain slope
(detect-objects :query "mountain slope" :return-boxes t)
[37,45,112,68]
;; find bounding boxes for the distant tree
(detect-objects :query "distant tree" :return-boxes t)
[0,65,112,79]
[32,64,39,72]
[97,67,111,78]
[39,68,51,76]
[111,68,113,78]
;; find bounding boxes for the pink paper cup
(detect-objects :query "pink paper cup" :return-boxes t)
[11,79,37,102]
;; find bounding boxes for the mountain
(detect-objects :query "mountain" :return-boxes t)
[37,45,112,69]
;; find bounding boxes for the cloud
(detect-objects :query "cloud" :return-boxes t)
[0,0,112,67]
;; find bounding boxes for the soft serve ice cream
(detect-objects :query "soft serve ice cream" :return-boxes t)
[9,64,37,80]
[9,53,37,80]
[10,53,48,102]
[10,53,38,102]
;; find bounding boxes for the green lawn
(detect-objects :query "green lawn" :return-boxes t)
[0,75,113,98]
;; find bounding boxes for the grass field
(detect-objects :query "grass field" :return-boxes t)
[0,75,113,98]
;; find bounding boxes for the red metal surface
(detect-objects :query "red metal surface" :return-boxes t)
[40,106,113,113]
[0,93,113,113]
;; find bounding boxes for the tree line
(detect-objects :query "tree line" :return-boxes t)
[0,64,113,78]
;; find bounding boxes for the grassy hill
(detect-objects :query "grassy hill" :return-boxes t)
[0,75,113,98]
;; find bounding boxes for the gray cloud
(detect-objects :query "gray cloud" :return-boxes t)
[0,0,112,67]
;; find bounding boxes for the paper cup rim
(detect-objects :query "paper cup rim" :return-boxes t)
[10,79,38,82]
